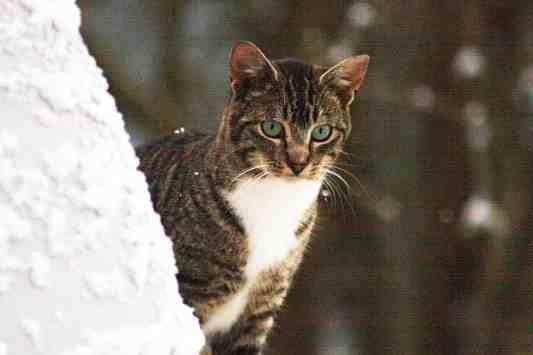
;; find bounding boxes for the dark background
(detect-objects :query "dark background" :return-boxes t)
[78,1,533,354]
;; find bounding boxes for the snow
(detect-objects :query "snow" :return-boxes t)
[0,1,204,354]
[20,319,43,352]
[28,253,51,288]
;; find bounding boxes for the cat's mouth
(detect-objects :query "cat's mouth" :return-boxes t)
[234,160,322,183]
[273,163,322,181]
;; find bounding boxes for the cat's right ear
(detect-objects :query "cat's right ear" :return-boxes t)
[319,55,369,105]
[229,41,278,92]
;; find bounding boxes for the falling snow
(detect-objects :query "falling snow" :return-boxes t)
[347,2,376,28]
[453,46,485,79]
[461,195,508,238]
[411,84,436,111]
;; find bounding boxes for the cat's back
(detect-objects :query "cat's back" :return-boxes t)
[136,130,209,176]
[136,130,207,168]
[135,131,211,211]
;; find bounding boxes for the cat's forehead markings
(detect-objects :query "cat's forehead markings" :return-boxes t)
[286,77,298,116]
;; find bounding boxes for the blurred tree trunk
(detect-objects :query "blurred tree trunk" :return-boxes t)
[412,1,473,354]
[478,1,533,354]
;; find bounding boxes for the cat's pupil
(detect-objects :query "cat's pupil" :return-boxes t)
[311,125,331,141]
[261,120,283,138]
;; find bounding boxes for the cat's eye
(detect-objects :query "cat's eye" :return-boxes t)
[311,125,332,142]
[261,120,283,138]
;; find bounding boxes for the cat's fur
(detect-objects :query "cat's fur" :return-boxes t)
[136,41,369,355]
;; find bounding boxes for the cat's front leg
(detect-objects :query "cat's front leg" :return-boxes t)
[209,313,275,355]
[200,344,213,355]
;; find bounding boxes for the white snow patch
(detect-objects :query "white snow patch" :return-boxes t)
[0,131,18,153]
[0,275,13,294]
[21,319,43,351]
[84,269,133,302]
[21,0,80,32]
[29,253,51,288]
[61,304,204,355]
[55,312,66,325]
[0,1,204,354]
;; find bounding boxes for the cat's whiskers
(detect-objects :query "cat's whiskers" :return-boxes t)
[321,168,342,208]
[231,161,274,185]
[253,170,271,182]
[327,164,376,204]
[252,160,273,182]
[323,166,351,192]
[322,166,357,218]
[326,171,348,207]
[321,174,340,210]
[231,165,268,185]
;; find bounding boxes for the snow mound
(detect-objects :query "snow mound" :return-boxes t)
[0,1,204,354]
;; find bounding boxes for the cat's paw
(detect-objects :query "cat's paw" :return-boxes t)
[200,344,213,355]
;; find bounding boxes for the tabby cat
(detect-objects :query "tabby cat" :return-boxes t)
[136,41,369,355]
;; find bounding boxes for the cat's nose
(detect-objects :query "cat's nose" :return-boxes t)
[287,147,308,175]
[288,161,307,175]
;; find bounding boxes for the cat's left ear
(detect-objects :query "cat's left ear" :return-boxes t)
[319,55,370,104]
[229,41,279,92]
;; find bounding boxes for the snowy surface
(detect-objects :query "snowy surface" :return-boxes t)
[0,1,204,354]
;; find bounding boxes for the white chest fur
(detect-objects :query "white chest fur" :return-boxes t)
[202,177,321,335]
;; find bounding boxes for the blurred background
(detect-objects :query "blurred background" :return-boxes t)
[78,1,533,354]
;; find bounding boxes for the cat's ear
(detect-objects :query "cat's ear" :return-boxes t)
[319,55,369,104]
[229,41,278,92]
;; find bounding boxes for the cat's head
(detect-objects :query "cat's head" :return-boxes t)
[218,41,369,182]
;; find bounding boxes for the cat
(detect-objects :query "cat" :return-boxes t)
[135,41,369,355]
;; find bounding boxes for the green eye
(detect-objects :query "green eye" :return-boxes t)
[261,120,283,138]
[311,125,332,142]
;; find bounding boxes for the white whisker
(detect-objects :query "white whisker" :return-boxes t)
[322,175,339,210]
[324,167,350,192]
[231,164,270,184]
[322,167,357,219]
[327,164,375,203]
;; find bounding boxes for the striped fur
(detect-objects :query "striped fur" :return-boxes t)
[136,42,368,355]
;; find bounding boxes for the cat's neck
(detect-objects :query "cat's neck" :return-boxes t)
[224,176,321,278]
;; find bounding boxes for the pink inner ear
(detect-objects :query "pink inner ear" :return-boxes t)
[230,42,266,82]
[340,55,369,91]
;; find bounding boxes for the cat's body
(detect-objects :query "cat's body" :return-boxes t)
[136,42,369,355]
[136,132,317,352]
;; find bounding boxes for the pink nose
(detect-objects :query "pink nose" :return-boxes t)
[287,147,308,175]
